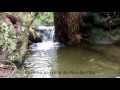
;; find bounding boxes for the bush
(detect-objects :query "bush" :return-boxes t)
[89,28,109,43]
[32,12,54,27]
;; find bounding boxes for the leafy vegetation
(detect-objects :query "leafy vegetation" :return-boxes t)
[92,13,101,24]
[89,28,109,43]
[32,12,54,27]
[0,12,32,67]
[0,22,17,51]
[0,21,17,61]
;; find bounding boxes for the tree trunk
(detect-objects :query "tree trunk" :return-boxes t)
[54,12,83,45]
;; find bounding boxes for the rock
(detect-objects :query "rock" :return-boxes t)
[0,12,36,67]
[29,27,42,43]
[109,28,120,45]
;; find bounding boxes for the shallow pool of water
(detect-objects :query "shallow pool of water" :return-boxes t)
[23,41,120,78]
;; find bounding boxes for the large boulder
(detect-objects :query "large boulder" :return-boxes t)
[0,12,35,67]
[29,27,42,43]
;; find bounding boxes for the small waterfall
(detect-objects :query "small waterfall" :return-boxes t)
[36,26,55,42]
[48,29,55,41]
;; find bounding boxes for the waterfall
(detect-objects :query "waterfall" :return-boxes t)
[48,29,55,41]
[36,26,55,42]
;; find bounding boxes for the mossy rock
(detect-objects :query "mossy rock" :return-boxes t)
[109,28,120,45]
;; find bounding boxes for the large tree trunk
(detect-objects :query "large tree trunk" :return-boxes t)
[54,12,83,45]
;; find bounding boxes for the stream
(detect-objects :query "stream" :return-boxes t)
[17,26,120,78]
[21,41,120,78]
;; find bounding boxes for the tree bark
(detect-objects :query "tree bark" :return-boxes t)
[54,12,83,45]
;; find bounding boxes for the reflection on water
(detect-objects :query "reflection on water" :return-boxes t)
[24,42,120,78]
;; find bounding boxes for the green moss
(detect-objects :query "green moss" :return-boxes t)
[0,22,17,53]
[0,16,28,67]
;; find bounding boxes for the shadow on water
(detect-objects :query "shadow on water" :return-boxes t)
[55,44,120,78]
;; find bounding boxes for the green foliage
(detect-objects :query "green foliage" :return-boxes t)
[32,12,54,26]
[31,19,41,27]
[83,13,101,24]
[0,21,24,63]
[0,12,33,66]
[0,22,17,53]
[89,28,109,43]
[91,13,101,24]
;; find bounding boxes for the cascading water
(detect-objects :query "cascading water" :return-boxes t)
[22,26,120,78]
[36,26,55,42]
[25,26,61,78]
